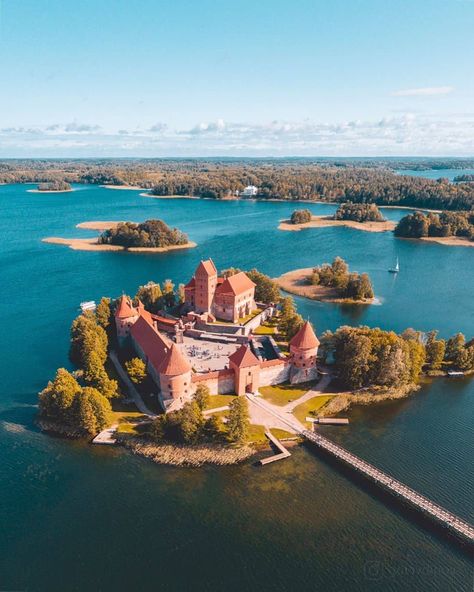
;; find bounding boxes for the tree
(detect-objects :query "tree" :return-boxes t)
[425,331,446,370]
[227,397,250,444]
[72,387,112,435]
[161,279,176,307]
[246,269,280,303]
[176,401,204,443]
[334,329,373,389]
[194,383,210,411]
[135,282,163,313]
[38,368,81,420]
[125,357,147,384]
[290,209,312,224]
[445,333,465,363]
[202,414,224,441]
[70,313,108,369]
[95,297,111,329]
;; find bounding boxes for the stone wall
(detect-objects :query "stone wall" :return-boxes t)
[192,370,235,395]
[259,359,291,386]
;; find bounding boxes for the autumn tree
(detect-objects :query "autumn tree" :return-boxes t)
[227,397,250,444]
[125,357,147,384]
[95,297,111,329]
[38,368,81,421]
[194,383,210,411]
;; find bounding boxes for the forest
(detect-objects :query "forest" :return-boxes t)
[99,220,189,248]
[1,158,474,210]
[334,202,385,222]
[394,211,474,240]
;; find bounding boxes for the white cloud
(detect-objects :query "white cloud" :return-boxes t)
[392,86,454,97]
[0,113,473,156]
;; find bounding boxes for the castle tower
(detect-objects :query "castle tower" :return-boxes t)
[115,295,139,343]
[229,344,261,396]
[289,321,319,383]
[194,259,217,314]
[158,343,193,410]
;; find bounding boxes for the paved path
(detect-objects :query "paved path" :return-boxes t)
[110,350,157,418]
[203,405,230,416]
[282,372,333,412]
[246,393,304,433]
[92,424,118,445]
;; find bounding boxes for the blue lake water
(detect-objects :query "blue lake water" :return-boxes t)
[396,168,474,181]
[0,184,472,591]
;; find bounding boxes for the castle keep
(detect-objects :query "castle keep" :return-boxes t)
[116,259,319,412]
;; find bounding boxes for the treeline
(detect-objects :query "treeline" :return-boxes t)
[310,257,374,301]
[1,159,473,211]
[37,180,71,191]
[394,211,474,241]
[320,326,474,390]
[38,299,118,435]
[334,202,385,222]
[150,384,250,445]
[99,220,189,248]
[453,174,474,183]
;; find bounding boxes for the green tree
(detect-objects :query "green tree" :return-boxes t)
[445,333,465,363]
[72,387,112,435]
[202,414,224,441]
[70,313,108,369]
[161,279,176,307]
[95,297,111,329]
[38,368,81,420]
[135,282,163,313]
[194,383,210,411]
[176,401,204,443]
[125,357,147,384]
[246,269,280,303]
[227,397,250,444]
[425,331,446,370]
[290,209,312,224]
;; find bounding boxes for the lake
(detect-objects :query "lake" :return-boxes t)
[0,184,472,591]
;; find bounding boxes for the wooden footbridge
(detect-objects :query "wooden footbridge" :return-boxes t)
[303,429,474,545]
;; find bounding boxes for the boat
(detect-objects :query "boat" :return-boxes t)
[388,257,399,273]
[447,370,465,377]
[80,300,96,312]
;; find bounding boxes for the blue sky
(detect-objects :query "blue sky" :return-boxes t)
[0,0,473,156]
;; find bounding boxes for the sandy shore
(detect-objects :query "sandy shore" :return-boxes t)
[140,193,201,199]
[417,236,474,248]
[279,215,396,233]
[27,188,74,194]
[76,221,127,230]
[275,268,374,304]
[42,236,197,253]
[100,184,146,190]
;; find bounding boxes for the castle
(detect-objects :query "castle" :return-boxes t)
[115,259,319,412]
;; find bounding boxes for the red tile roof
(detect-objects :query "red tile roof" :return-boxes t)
[290,321,320,349]
[115,295,136,319]
[158,343,192,376]
[130,315,171,372]
[215,272,255,296]
[195,259,217,277]
[229,344,260,368]
[184,277,196,289]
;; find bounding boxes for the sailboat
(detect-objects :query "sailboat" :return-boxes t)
[388,257,399,274]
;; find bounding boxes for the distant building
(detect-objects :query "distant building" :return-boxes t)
[241,185,258,197]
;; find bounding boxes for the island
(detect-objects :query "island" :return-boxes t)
[42,219,197,252]
[36,258,474,468]
[394,210,474,247]
[279,204,395,232]
[276,257,375,303]
[27,180,73,193]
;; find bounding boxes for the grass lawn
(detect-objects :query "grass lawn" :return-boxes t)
[239,309,261,324]
[247,424,296,444]
[205,394,237,410]
[253,325,275,335]
[259,382,314,406]
[292,395,335,427]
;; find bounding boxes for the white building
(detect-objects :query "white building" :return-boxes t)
[241,185,258,197]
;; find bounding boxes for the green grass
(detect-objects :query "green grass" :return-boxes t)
[205,394,237,410]
[253,325,275,335]
[270,428,297,440]
[247,424,267,443]
[259,382,314,406]
[292,395,335,427]
[239,309,261,324]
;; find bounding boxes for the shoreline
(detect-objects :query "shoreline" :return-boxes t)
[26,188,74,194]
[279,215,396,233]
[275,268,375,304]
[100,184,146,190]
[76,220,129,230]
[140,193,201,199]
[408,236,474,248]
[42,236,197,253]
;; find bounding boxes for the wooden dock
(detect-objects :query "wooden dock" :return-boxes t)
[303,429,474,544]
[306,417,349,425]
[259,431,291,465]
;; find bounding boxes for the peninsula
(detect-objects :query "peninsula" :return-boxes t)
[279,204,395,233]
[42,219,197,253]
[395,210,474,247]
[276,257,375,304]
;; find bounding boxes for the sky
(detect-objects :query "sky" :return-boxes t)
[0,0,473,157]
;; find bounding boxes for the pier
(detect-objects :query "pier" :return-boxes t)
[259,431,291,465]
[303,429,474,544]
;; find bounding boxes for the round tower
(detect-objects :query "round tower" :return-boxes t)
[289,321,319,383]
[158,343,193,410]
[115,296,139,343]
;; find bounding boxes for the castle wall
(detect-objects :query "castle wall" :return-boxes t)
[259,359,291,386]
[192,370,235,395]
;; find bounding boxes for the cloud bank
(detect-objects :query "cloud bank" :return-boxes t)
[392,86,454,97]
[0,113,473,156]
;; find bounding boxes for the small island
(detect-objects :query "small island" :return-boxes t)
[394,210,474,247]
[42,219,197,252]
[36,260,474,469]
[276,257,375,303]
[27,180,73,193]
[279,203,395,232]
